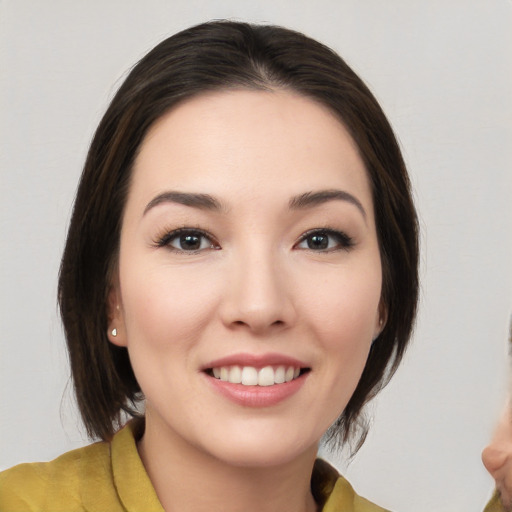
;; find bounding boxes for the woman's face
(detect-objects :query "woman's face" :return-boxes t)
[110,90,383,467]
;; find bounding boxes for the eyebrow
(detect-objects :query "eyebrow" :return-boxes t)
[144,191,225,215]
[143,188,367,220]
[289,189,367,220]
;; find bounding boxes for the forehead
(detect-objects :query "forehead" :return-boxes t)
[129,89,372,213]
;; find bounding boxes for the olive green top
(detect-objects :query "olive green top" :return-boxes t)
[483,490,505,512]
[0,421,389,512]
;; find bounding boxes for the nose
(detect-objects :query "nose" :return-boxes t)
[482,444,508,476]
[219,244,297,334]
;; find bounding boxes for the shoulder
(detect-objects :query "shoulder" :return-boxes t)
[327,475,391,512]
[314,458,391,512]
[0,440,110,512]
[0,421,147,512]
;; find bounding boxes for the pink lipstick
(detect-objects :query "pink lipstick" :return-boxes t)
[202,353,310,407]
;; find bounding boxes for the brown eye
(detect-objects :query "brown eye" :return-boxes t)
[306,233,329,250]
[157,229,219,252]
[296,229,354,252]
[175,233,203,251]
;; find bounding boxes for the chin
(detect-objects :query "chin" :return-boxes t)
[204,431,318,469]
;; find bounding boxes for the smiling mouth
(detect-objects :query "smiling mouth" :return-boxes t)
[206,365,310,386]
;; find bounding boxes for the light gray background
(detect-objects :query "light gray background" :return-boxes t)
[1,1,511,511]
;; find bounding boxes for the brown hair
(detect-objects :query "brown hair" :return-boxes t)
[58,20,419,449]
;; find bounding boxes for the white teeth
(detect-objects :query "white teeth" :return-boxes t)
[274,366,285,384]
[258,366,274,386]
[211,365,303,386]
[228,366,242,384]
[241,367,258,385]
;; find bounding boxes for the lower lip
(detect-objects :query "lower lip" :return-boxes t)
[204,373,308,407]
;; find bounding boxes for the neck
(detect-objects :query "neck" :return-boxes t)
[138,415,319,512]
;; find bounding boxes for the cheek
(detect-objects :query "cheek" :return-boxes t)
[299,261,382,341]
[117,260,225,406]
[298,259,381,399]
[119,260,222,351]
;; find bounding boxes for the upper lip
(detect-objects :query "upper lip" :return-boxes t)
[202,353,309,370]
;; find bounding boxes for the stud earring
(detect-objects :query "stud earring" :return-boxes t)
[111,328,117,337]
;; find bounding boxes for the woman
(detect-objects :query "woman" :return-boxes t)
[0,20,418,512]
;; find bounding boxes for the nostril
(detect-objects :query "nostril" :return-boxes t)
[482,445,507,474]
[228,317,287,331]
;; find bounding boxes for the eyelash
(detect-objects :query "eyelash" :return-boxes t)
[154,228,220,254]
[295,228,355,252]
[153,227,354,254]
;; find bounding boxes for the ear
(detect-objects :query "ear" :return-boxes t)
[372,301,388,341]
[106,282,127,347]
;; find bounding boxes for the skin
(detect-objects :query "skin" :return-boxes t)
[108,89,384,512]
[483,401,512,511]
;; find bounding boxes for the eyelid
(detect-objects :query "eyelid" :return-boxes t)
[295,227,355,252]
[152,226,354,253]
[153,227,220,252]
